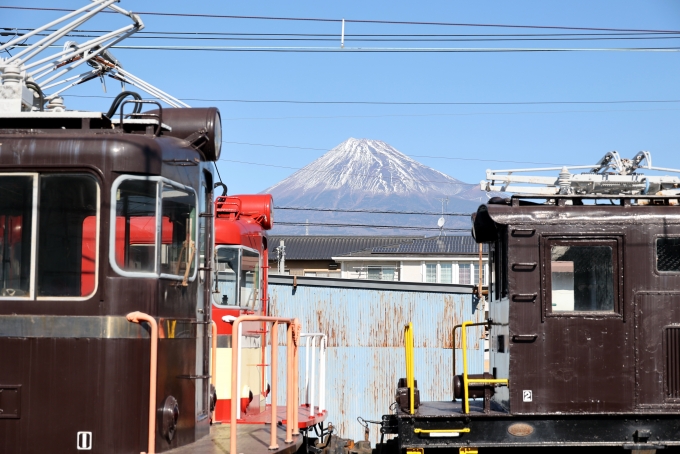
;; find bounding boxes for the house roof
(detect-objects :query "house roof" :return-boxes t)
[267,235,423,260]
[336,235,488,258]
[267,234,487,261]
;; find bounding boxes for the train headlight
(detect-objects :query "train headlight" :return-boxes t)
[150,107,223,161]
[213,112,222,160]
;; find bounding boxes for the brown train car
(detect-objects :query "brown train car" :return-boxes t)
[0,106,221,453]
[382,162,680,453]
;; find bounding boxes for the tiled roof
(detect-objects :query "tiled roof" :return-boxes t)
[267,235,423,260]
[370,235,487,255]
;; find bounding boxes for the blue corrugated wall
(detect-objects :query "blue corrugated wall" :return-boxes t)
[267,282,485,443]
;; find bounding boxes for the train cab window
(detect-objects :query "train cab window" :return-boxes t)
[112,176,197,281]
[114,180,157,273]
[656,237,680,272]
[548,242,615,312]
[38,175,98,297]
[159,184,196,278]
[0,173,100,300]
[240,249,260,308]
[214,246,260,309]
[0,176,34,297]
[215,247,238,305]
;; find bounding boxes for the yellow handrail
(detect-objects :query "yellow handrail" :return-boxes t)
[452,322,488,378]
[404,322,415,415]
[414,428,470,434]
[461,321,509,414]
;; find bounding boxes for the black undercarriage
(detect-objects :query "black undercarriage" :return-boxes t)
[380,401,680,451]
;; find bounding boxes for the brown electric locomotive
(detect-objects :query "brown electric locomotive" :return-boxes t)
[0,102,223,453]
[382,153,680,453]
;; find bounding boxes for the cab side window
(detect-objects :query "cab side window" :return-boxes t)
[547,239,617,313]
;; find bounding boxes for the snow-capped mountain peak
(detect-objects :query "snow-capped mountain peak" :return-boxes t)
[265,138,465,197]
[262,138,489,233]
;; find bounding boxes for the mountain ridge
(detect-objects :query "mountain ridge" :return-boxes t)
[263,138,490,234]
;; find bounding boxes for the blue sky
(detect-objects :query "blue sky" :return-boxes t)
[4,1,680,195]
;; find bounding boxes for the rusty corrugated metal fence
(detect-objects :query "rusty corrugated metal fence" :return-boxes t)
[267,276,485,443]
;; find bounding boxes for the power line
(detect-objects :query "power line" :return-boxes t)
[220,141,575,166]
[13,41,677,53]
[11,28,680,43]
[219,156,566,185]
[99,44,680,53]
[276,221,469,231]
[274,206,472,216]
[219,158,469,186]
[219,107,680,121]
[2,6,679,34]
[64,94,680,106]
[8,28,680,38]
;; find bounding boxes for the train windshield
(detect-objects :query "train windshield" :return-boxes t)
[0,174,99,299]
[113,177,197,280]
[215,247,238,305]
[214,246,260,309]
[160,184,196,278]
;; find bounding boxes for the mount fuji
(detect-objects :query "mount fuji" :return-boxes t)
[263,138,491,235]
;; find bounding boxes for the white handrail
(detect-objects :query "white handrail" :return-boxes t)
[300,333,327,417]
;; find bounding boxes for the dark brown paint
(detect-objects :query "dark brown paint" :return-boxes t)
[0,111,215,453]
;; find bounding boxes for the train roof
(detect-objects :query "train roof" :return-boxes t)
[473,195,680,242]
[482,196,680,224]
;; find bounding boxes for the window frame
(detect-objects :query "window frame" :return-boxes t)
[0,173,38,300]
[541,236,622,318]
[213,244,261,310]
[109,175,198,282]
[424,262,437,283]
[0,172,101,301]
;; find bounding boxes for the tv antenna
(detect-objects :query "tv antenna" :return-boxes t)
[436,197,448,236]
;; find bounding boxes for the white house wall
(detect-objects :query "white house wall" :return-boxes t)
[401,261,423,282]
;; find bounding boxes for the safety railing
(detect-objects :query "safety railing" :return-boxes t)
[224,315,301,453]
[300,333,327,419]
[458,321,508,414]
[126,311,158,454]
[452,321,489,396]
[404,322,415,415]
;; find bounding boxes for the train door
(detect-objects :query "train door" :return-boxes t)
[635,233,680,407]
[532,234,632,413]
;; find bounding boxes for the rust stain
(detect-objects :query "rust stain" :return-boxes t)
[267,283,484,442]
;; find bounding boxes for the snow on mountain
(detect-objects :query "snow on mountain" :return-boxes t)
[262,138,491,234]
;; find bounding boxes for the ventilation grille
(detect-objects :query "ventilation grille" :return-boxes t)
[665,327,680,399]
[657,238,680,272]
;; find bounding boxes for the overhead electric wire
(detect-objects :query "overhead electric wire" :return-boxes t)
[276,221,469,231]
[2,6,679,34]
[221,141,569,166]
[10,27,680,43]
[63,94,680,106]
[219,156,572,183]
[10,41,676,53]
[219,158,472,185]
[7,27,680,39]
[275,206,472,216]
[92,44,680,53]
[219,107,680,121]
